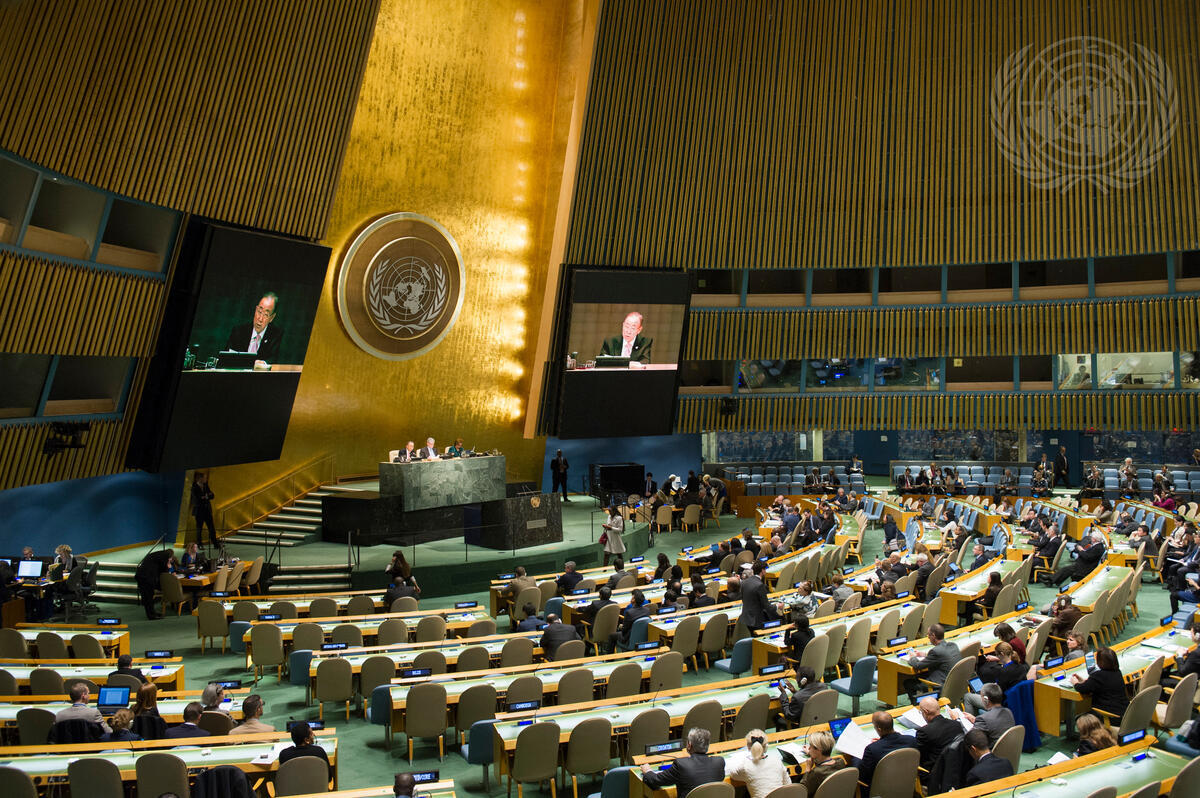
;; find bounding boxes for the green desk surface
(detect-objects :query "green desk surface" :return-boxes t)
[881,614,1050,664]
[756,601,921,649]
[492,565,656,590]
[0,697,246,724]
[941,558,1021,596]
[216,597,382,613]
[308,632,542,672]
[1037,630,1186,687]
[387,653,661,705]
[17,629,127,643]
[1068,565,1133,606]
[263,609,490,634]
[494,680,780,742]
[2,664,183,680]
[0,738,338,777]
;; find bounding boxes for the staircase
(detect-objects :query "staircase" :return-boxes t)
[221,485,365,548]
[92,561,140,604]
[268,563,353,594]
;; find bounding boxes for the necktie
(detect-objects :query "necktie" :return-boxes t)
[621,339,633,358]
[249,331,261,354]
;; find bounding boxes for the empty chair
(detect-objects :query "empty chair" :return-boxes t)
[315,656,354,720]
[1155,672,1197,732]
[0,668,17,696]
[0,766,38,798]
[308,597,339,618]
[346,594,376,616]
[392,596,419,612]
[377,617,409,646]
[682,699,723,742]
[764,785,808,798]
[831,656,877,715]
[231,601,259,623]
[29,667,64,696]
[731,692,771,738]
[249,623,285,683]
[1168,756,1200,798]
[864,746,919,798]
[697,611,729,668]
[411,650,447,674]
[69,633,106,660]
[467,618,498,638]
[135,752,189,798]
[16,707,55,745]
[501,637,534,667]
[625,707,670,764]
[688,784,734,798]
[456,645,492,673]
[198,710,234,735]
[359,655,398,718]
[797,688,840,727]
[714,637,753,675]
[415,615,447,642]
[276,755,329,796]
[455,683,497,744]
[650,651,685,691]
[563,716,613,798]
[556,639,586,662]
[330,623,364,647]
[797,634,829,676]
[35,631,69,659]
[405,682,449,762]
[268,600,299,619]
[508,721,560,798]
[605,660,643,698]
[68,757,123,798]
[505,675,544,707]
[0,628,29,658]
[1084,789,1117,798]
[292,622,326,652]
[556,668,595,705]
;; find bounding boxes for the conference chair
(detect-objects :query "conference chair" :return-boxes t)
[249,623,284,683]
[1085,789,1117,798]
[0,766,37,798]
[563,717,614,798]
[35,631,69,659]
[467,618,498,638]
[269,600,299,619]
[649,651,684,691]
[455,683,497,744]
[392,596,419,612]
[346,595,376,615]
[135,752,189,798]
[377,617,409,645]
[16,707,55,745]
[308,597,338,618]
[797,688,840,727]
[556,667,595,705]
[555,638,585,662]
[831,656,877,715]
[29,667,64,696]
[1098,685,1161,739]
[583,603,620,655]
[681,504,702,532]
[242,556,264,594]
[456,645,491,673]
[653,505,674,534]
[871,610,901,653]
[225,559,247,595]
[731,692,770,738]
[713,637,752,675]
[500,637,534,667]
[69,633,105,660]
[68,757,123,798]
[605,661,642,698]
[0,668,17,695]
[688,783,734,798]
[159,571,187,615]
[359,655,398,719]
[861,746,919,798]
[63,677,98,696]
[681,699,723,743]
[822,623,848,679]
[797,634,829,677]
[415,615,447,642]
[505,675,544,707]
[275,755,329,796]
[538,581,558,609]
[0,628,28,658]
[198,710,234,735]
[411,650,447,674]
[697,611,729,668]
[992,724,1024,774]
[292,622,325,653]
[508,721,560,798]
[331,623,364,647]
[813,767,859,798]
[405,682,449,762]
[1127,785,1161,798]
[898,609,922,644]
[670,615,701,670]
[314,656,354,720]
[1168,755,1200,798]
[625,707,670,764]
[764,785,807,798]
[1155,672,1197,734]
[923,656,975,708]
[231,602,259,623]
[1138,657,1166,695]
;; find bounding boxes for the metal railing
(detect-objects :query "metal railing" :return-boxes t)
[217,453,336,535]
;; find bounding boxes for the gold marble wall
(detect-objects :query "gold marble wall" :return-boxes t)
[207,0,583,509]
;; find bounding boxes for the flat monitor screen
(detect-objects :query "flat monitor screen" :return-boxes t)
[551,267,690,438]
[16,560,42,579]
[97,686,130,707]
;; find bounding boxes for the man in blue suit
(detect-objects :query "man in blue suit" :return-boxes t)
[963,729,1014,787]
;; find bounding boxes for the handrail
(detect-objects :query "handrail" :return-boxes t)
[216,454,335,536]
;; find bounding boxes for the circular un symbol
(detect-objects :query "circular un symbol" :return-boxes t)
[335,213,465,360]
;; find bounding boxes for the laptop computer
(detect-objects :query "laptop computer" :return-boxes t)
[97,686,130,714]
[216,351,258,370]
[16,560,43,579]
[829,717,853,739]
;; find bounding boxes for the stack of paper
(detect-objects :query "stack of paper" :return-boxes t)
[898,707,927,729]
[833,722,876,759]
[1046,751,1071,765]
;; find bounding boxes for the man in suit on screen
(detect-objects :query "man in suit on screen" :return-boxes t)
[226,292,283,363]
[600,311,653,363]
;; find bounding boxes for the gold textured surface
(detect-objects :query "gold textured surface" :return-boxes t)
[208,0,583,503]
[0,0,379,240]
[566,0,1200,268]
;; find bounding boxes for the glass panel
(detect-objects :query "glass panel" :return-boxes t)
[738,359,803,392]
[1179,250,1200,278]
[44,355,131,414]
[746,270,806,294]
[1057,354,1093,389]
[0,353,53,418]
[1096,352,1174,390]
[680,360,734,388]
[804,359,868,392]
[1094,253,1166,283]
[875,357,941,391]
[946,356,1013,390]
[811,268,870,294]
[1019,258,1087,286]
[946,263,1011,292]
[1181,351,1200,388]
[690,269,738,295]
[878,266,940,292]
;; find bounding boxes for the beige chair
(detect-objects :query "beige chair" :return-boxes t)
[346,594,376,616]
[842,616,872,665]
[925,656,975,707]
[69,633,106,660]
[840,591,862,611]
[1137,656,1165,695]
[992,724,1024,774]
[650,651,684,691]
[605,660,643,698]
[455,682,498,744]
[813,766,858,798]
[1127,784,1161,798]
[249,623,284,683]
[512,587,542,625]
[456,645,491,673]
[871,610,901,653]
[763,785,807,798]
[731,692,770,738]
[615,573,636,590]
[538,581,558,609]
[1155,672,1197,732]
[1168,754,1200,798]
[107,672,142,691]
[292,622,326,652]
[653,505,674,534]
[1084,789,1117,798]
[392,596,419,612]
[0,628,28,658]
[467,618,498,638]
[556,667,595,706]
[508,720,560,798]
[556,639,586,662]
[0,766,38,798]
[315,656,354,720]
[501,637,534,666]
[863,746,919,798]
[958,640,982,661]
[625,706,670,764]
[230,601,259,623]
[564,716,613,798]
[797,634,829,676]
[331,623,364,647]
[211,566,230,594]
[16,707,55,745]
[412,650,447,674]
[797,688,840,727]
[505,675,544,707]
[822,623,848,679]
[269,600,299,619]
[360,655,398,718]
[1099,685,1161,738]
[158,572,187,616]
[68,757,123,798]
[688,784,734,798]
[0,668,19,695]
[242,556,264,594]
[198,710,234,735]
[584,603,620,655]
[308,597,339,619]
[275,755,329,796]
[681,504,702,532]
[135,752,189,798]
[225,560,247,595]
[681,699,723,742]
[377,618,409,646]
[670,615,702,670]
[697,611,729,668]
[35,631,69,659]
[29,668,64,696]
[64,677,99,696]
[405,682,448,762]
[898,608,922,644]
[415,615,447,642]
[196,600,230,654]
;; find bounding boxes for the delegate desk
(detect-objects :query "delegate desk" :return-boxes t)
[491,674,784,777]
[202,591,386,619]
[764,543,839,588]
[386,649,668,743]
[284,781,456,798]
[559,578,726,627]
[873,609,1049,706]
[750,598,914,673]
[1034,623,1189,735]
[488,563,655,617]
[645,588,817,646]
[0,730,338,789]
[937,557,1021,625]
[14,625,131,657]
[0,695,248,729]
[871,496,919,531]
[244,607,493,655]
[379,455,506,512]
[0,658,185,691]
[1021,500,1095,540]
[929,738,1189,798]
[1065,564,1133,613]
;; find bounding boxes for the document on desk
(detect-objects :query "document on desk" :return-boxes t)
[833,722,875,759]
[251,742,292,764]
[1046,751,1071,765]
[898,707,926,729]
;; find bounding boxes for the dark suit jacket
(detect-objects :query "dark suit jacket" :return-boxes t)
[164,723,210,739]
[859,732,920,786]
[641,753,725,798]
[970,554,989,571]
[618,604,652,642]
[964,753,1014,786]
[1073,543,1106,579]
[417,446,438,460]
[909,641,961,685]
[916,715,963,773]
[581,598,616,626]
[540,622,580,659]
[108,666,148,683]
[739,574,773,629]
[556,570,583,594]
[225,323,283,362]
[600,334,653,363]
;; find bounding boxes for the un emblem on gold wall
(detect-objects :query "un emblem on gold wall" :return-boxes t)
[336,212,465,360]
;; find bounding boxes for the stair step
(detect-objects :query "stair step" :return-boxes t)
[264,513,319,524]
[223,536,304,548]
[95,578,139,590]
[315,485,367,493]
[284,506,323,516]
[254,520,319,531]
[268,582,350,593]
[272,573,349,583]
[244,528,311,540]
[277,563,351,573]
[91,591,139,603]
[98,561,137,571]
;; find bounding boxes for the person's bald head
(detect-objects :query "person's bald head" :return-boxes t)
[872,711,894,735]
[918,697,941,720]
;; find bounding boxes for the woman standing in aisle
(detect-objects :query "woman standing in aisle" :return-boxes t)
[600,506,626,565]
